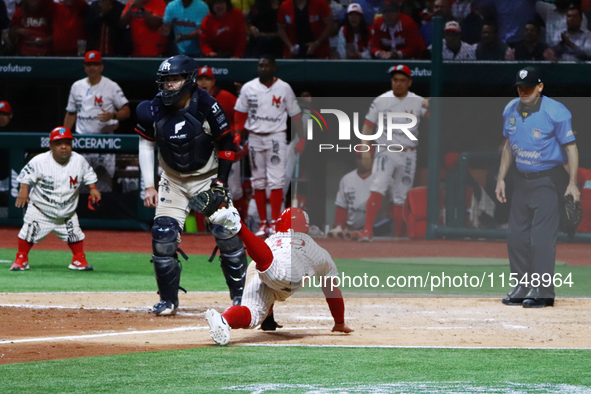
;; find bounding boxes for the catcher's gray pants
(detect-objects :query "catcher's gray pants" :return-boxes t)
[507,173,559,298]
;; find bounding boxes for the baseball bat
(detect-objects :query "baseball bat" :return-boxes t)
[291,152,300,208]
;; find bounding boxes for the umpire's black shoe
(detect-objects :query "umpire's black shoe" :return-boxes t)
[522,288,554,308]
[501,285,528,305]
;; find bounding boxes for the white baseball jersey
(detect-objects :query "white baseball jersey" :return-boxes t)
[66,76,129,134]
[241,230,338,327]
[335,170,375,230]
[234,78,301,134]
[365,91,427,148]
[17,151,98,219]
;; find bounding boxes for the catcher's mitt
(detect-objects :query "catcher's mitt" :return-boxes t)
[564,195,583,235]
[189,186,229,216]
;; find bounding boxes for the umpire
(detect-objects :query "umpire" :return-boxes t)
[495,67,580,308]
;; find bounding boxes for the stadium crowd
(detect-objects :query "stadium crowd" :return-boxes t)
[2,0,591,61]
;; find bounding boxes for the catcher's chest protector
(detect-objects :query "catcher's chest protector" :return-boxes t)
[155,92,214,173]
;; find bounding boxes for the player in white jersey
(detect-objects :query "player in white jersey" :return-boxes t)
[204,207,353,345]
[64,51,130,192]
[10,127,101,271]
[358,64,429,241]
[234,55,304,238]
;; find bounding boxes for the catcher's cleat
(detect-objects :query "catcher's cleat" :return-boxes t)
[69,254,94,270]
[255,221,268,238]
[266,220,276,237]
[357,229,372,242]
[152,300,178,315]
[10,254,29,271]
[205,309,231,345]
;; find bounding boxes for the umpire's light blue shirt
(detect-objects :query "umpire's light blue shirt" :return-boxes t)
[163,0,209,56]
[503,96,575,173]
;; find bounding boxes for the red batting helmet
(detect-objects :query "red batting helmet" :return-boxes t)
[50,126,74,141]
[276,207,310,233]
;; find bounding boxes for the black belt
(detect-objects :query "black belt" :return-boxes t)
[518,167,558,180]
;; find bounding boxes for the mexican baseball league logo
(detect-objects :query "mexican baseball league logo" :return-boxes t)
[69,176,79,189]
[94,96,103,107]
[531,128,541,139]
[272,96,281,108]
[519,70,528,79]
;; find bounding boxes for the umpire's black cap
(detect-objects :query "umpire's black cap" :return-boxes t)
[514,67,542,87]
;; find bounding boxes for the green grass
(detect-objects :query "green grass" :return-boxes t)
[2,249,591,297]
[2,347,591,393]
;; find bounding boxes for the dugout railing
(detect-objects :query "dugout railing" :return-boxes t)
[0,133,154,230]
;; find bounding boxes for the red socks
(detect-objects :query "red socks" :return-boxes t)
[17,238,34,257]
[222,305,252,329]
[269,189,283,221]
[237,224,274,271]
[68,240,84,256]
[233,197,248,221]
[254,189,267,222]
[392,204,405,237]
[363,192,383,233]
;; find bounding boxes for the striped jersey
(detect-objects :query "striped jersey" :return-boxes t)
[235,78,301,134]
[263,231,338,292]
[17,151,98,219]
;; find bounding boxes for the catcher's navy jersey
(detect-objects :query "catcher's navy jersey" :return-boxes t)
[502,96,575,173]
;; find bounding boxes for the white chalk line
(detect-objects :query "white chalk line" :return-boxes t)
[0,326,329,345]
[245,344,591,350]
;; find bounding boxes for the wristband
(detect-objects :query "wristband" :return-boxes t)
[89,185,97,190]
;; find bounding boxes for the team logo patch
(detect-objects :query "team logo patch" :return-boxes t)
[531,128,541,140]
[160,61,171,71]
[566,130,574,137]
[94,96,103,107]
[272,96,281,108]
[519,70,528,79]
[510,116,516,126]
[270,155,281,165]
[69,176,78,189]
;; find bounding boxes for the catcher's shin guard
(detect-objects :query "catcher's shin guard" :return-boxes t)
[215,235,247,301]
[152,255,182,308]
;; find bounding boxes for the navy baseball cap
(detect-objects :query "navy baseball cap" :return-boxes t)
[514,67,542,87]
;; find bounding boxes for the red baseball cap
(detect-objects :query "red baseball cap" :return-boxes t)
[388,64,412,78]
[0,101,12,114]
[50,126,74,141]
[444,21,461,33]
[198,65,214,77]
[84,51,102,63]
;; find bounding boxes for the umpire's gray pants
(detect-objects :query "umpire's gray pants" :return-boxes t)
[507,174,559,298]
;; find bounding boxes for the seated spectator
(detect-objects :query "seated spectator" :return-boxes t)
[475,22,508,60]
[474,0,536,45]
[85,0,130,56]
[429,20,476,60]
[231,0,254,14]
[451,0,472,22]
[355,0,386,26]
[336,3,372,59]
[537,0,588,46]
[277,0,332,59]
[327,0,345,58]
[370,0,425,59]
[199,0,246,57]
[120,0,167,57]
[420,0,452,47]
[161,0,208,57]
[400,0,426,26]
[246,0,282,58]
[552,5,591,61]
[507,21,554,61]
[9,0,53,56]
[53,0,88,56]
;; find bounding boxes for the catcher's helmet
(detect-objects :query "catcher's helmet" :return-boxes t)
[49,126,74,141]
[156,55,199,106]
[276,207,310,234]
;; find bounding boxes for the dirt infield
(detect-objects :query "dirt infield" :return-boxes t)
[2,228,591,365]
[2,292,591,365]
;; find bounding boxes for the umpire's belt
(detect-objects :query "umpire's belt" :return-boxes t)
[518,167,559,180]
